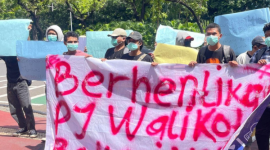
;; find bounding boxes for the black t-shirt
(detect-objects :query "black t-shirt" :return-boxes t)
[197,45,236,63]
[0,56,24,83]
[105,47,126,60]
[121,52,153,62]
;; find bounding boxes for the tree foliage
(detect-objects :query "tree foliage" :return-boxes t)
[1,0,269,46]
[60,0,106,28]
[206,0,270,21]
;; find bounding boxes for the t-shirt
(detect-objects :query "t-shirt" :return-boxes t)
[236,51,252,65]
[0,56,24,83]
[63,50,89,56]
[197,45,236,64]
[105,47,127,60]
[121,52,153,62]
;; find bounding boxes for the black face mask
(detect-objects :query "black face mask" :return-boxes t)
[184,40,191,47]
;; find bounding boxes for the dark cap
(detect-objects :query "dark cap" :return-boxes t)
[127,31,143,41]
[252,36,266,46]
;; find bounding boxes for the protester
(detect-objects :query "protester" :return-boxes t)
[45,25,64,42]
[102,28,129,60]
[63,31,92,57]
[189,23,237,67]
[121,31,153,62]
[141,46,154,55]
[249,23,270,150]
[175,31,194,47]
[237,36,266,65]
[0,24,37,138]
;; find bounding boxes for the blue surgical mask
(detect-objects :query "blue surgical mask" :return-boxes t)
[48,35,57,41]
[206,35,219,46]
[111,38,118,46]
[265,37,270,47]
[127,42,138,51]
[67,43,78,51]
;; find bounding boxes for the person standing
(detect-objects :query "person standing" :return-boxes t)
[237,36,266,65]
[63,31,92,57]
[121,31,153,62]
[0,24,37,138]
[103,28,129,60]
[189,23,238,67]
[45,25,64,42]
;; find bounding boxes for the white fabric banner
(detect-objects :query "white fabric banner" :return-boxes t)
[45,55,270,150]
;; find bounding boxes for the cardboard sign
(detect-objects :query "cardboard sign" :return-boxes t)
[154,43,198,64]
[215,8,270,55]
[16,41,67,81]
[0,19,31,56]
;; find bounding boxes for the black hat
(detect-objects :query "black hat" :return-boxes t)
[252,36,266,46]
[127,31,143,41]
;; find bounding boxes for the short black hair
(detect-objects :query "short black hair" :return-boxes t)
[263,23,270,33]
[64,31,79,42]
[205,23,221,34]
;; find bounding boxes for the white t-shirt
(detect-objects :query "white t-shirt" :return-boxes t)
[236,51,252,64]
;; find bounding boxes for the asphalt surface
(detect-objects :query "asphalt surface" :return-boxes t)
[0,60,47,113]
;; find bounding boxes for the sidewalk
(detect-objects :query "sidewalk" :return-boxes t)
[0,108,46,150]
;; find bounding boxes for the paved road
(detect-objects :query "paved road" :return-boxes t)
[0,60,47,113]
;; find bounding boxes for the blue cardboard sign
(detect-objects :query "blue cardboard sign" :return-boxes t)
[215,8,270,55]
[155,25,205,48]
[16,41,67,81]
[0,19,31,56]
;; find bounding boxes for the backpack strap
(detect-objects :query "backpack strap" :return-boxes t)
[222,45,231,63]
[198,45,208,63]
[137,54,147,61]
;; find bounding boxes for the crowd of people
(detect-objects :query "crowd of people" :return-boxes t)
[1,21,270,150]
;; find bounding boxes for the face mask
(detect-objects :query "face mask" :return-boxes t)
[127,42,139,51]
[48,35,57,41]
[206,35,219,46]
[111,38,119,46]
[265,37,270,47]
[67,43,78,51]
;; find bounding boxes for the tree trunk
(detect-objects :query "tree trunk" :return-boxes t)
[31,22,38,40]
[17,0,44,40]
[132,0,140,21]
[165,0,204,33]
[31,15,44,40]
[140,0,145,21]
